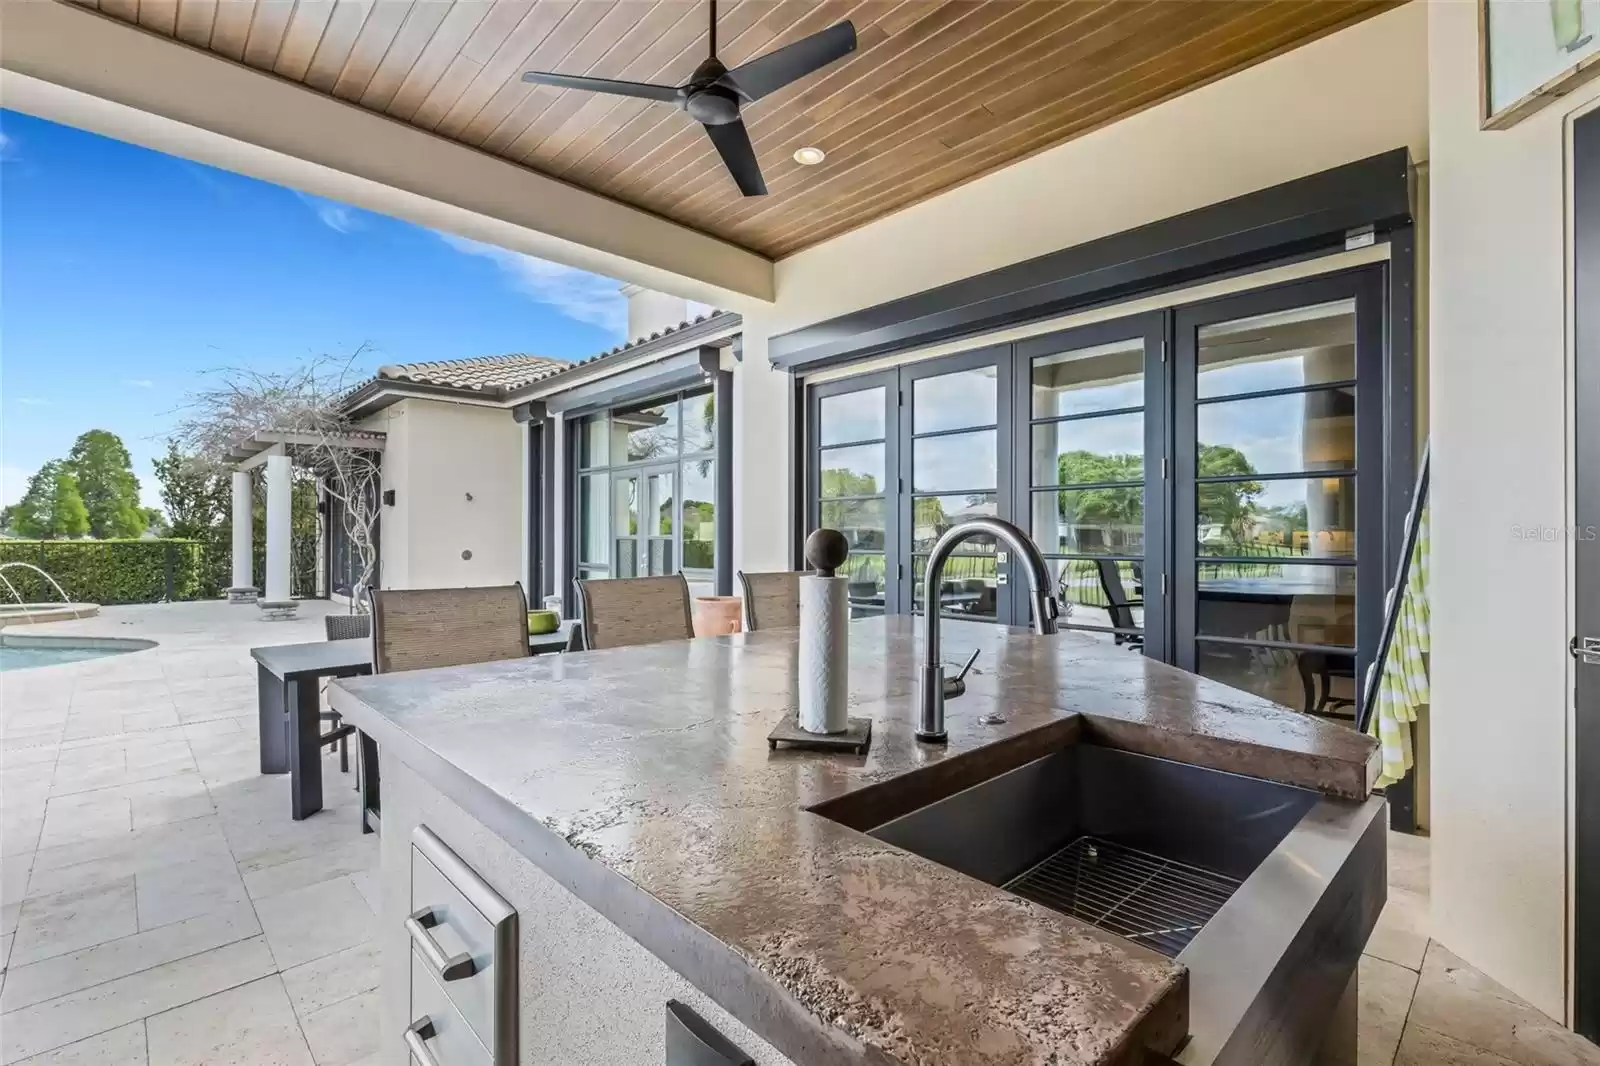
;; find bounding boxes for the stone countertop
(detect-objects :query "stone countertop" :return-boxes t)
[328,617,1378,1066]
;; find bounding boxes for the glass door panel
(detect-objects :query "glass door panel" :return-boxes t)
[814,377,894,617]
[644,468,675,576]
[1176,277,1380,718]
[1015,322,1162,649]
[905,357,1003,620]
[612,474,640,579]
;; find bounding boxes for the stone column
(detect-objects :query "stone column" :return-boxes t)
[227,470,256,603]
[263,454,293,608]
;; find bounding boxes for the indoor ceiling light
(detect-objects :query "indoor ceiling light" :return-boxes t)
[793,146,826,166]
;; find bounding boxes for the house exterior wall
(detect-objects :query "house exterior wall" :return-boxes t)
[731,2,1429,576]
[357,398,524,592]
[1427,0,1599,1023]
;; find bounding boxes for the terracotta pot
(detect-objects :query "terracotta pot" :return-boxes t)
[693,595,744,636]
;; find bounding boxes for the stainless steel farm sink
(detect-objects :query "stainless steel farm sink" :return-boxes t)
[850,742,1389,1065]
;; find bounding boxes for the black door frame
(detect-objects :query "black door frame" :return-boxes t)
[807,369,902,614]
[1571,105,1600,1042]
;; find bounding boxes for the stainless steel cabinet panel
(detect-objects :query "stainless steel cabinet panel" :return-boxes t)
[409,954,492,1066]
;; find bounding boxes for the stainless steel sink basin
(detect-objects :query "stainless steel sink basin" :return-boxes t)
[843,740,1389,1065]
[867,745,1320,957]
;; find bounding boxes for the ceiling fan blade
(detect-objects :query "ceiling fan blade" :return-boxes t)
[721,21,856,102]
[704,120,767,197]
[521,71,680,103]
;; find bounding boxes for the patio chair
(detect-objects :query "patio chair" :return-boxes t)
[1095,559,1143,648]
[360,585,531,832]
[573,575,693,651]
[737,570,801,631]
[314,613,371,775]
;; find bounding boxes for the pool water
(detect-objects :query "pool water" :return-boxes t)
[0,644,134,671]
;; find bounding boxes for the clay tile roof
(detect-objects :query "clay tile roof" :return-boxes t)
[376,353,569,392]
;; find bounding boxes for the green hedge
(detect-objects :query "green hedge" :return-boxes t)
[0,535,318,605]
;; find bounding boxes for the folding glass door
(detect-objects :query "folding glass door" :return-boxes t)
[1173,271,1384,717]
[1013,315,1166,656]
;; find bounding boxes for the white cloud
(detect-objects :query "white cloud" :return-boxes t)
[437,233,626,335]
[294,191,363,233]
[123,379,154,389]
[14,397,49,407]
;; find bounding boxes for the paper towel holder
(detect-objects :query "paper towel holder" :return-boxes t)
[804,528,849,576]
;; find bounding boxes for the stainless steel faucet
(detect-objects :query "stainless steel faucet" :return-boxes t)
[917,517,1060,743]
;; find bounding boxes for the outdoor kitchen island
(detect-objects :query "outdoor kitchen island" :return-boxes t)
[326,616,1385,1066]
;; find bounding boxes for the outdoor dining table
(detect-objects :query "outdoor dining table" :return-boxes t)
[251,621,577,821]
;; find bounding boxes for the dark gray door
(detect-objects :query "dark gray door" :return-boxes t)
[1573,107,1600,1042]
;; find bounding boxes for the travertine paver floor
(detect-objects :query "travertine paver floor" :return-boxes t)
[0,601,1596,1065]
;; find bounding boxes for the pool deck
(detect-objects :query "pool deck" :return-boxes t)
[0,600,1584,1066]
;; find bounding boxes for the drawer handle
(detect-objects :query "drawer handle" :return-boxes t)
[406,908,478,982]
[404,1017,442,1066]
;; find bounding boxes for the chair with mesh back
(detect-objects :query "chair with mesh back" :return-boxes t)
[737,571,801,631]
[573,575,693,651]
[324,612,371,642]
[1095,559,1144,648]
[358,585,530,831]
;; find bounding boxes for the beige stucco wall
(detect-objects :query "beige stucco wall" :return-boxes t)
[1427,0,1598,1024]
[360,398,524,591]
[732,2,1430,575]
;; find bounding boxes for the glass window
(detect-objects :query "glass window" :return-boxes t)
[1048,558,1144,638]
[613,474,640,538]
[820,388,885,446]
[912,431,996,493]
[821,498,886,553]
[911,494,997,553]
[818,445,886,496]
[1196,388,1355,476]
[913,367,997,433]
[1031,415,1145,486]
[842,553,887,618]
[612,398,679,462]
[1195,643,1356,712]
[1031,488,1144,556]
[682,462,715,570]
[579,415,608,468]
[682,391,716,454]
[1197,476,1355,560]
[578,474,610,564]
[912,552,999,619]
[1031,337,1144,418]
[1197,299,1355,399]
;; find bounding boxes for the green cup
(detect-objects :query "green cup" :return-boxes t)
[527,609,560,635]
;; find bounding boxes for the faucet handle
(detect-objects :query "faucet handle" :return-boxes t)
[943,649,980,700]
[953,649,980,683]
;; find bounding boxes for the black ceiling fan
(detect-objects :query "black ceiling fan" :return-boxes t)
[521,1,856,197]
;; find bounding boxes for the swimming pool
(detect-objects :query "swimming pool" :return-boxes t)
[0,636,156,671]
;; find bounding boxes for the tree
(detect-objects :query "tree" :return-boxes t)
[172,352,382,602]
[1196,443,1264,546]
[12,461,90,539]
[153,442,231,540]
[66,430,144,539]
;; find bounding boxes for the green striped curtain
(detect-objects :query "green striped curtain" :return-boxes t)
[1368,505,1429,788]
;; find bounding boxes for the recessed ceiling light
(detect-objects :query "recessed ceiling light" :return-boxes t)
[793,146,826,166]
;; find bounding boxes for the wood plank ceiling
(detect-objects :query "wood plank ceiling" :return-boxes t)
[71,0,1402,258]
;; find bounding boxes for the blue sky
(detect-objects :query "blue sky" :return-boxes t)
[1,109,629,509]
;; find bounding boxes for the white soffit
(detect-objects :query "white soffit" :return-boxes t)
[0,0,773,308]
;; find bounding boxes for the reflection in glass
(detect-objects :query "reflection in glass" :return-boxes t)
[1197,299,1355,399]
[1049,558,1144,636]
[821,498,885,552]
[578,474,609,564]
[841,553,887,618]
[645,472,674,537]
[1031,337,1145,418]
[1194,562,1356,644]
[911,494,998,552]
[912,431,996,493]
[1030,488,1143,556]
[1196,387,1354,476]
[615,543,639,579]
[681,463,715,570]
[819,388,886,446]
[1197,476,1354,560]
[612,399,679,462]
[914,366,997,434]
[1031,415,1144,485]
[1196,642,1356,715]
[818,444,885,497]
[579,416,608,468]
[912,553,999,619]
[681,391,716,454]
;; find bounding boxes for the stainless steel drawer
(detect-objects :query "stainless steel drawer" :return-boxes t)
[410,826,517,1064]
[409,955,491,1066]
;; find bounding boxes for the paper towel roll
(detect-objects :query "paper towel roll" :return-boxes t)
[798,574,850,734]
